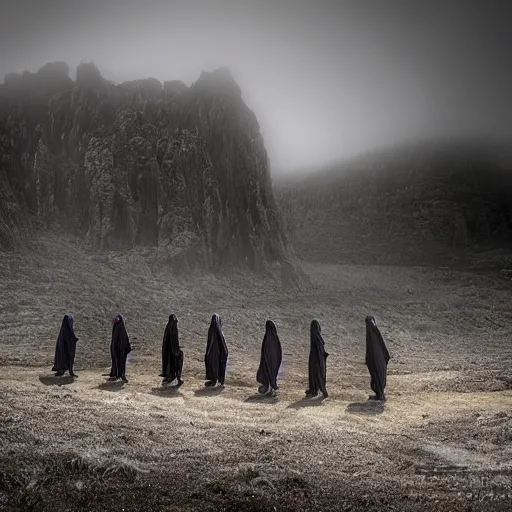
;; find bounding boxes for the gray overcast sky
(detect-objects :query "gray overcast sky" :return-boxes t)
[1,0,511,174]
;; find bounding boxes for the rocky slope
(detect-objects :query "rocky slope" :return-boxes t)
[0,62,287,271]
[276,139,512,266]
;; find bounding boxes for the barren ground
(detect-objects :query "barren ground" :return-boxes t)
[1,234,512,511]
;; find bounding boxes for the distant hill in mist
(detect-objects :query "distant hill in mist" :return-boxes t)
[275,138,512,266]
[0,61,290,273]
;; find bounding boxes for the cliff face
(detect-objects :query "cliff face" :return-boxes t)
[0,62,287,271]
[276,140,512,266]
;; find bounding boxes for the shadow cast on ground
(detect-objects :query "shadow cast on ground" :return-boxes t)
[150,386,184,398]
[244,393,279,404]
[193,387,225,397]
[345,400,385,416]
[38,375,75,386]
[97,380,126,392]
[287,397,326,409]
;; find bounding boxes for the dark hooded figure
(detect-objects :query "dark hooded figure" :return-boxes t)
[365,316,390,401]
[109,314,131,383]
[256,320,282,396]
[52,314,78,377]
[160,314,184,386]
[305,319,329,399]
[204,313,228,387]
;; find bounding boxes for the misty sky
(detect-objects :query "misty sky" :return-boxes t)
[1,0,511,174]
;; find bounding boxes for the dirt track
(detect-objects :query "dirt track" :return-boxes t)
[1,235,512,511]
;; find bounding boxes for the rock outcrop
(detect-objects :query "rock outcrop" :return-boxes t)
[0,62,288,271]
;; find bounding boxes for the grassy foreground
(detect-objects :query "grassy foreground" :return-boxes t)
[1,234,512,511]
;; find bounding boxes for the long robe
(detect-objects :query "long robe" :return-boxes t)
[110,314,132,380]
[306,319,329,397]
[204,313,228,385]
[52,314,78,376]
[365,316,390,400]
[160,314,183,382]
[256,320,282,392]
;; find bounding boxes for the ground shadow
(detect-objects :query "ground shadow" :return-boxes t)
[97,380,126,392]
[244,393,278,404]
[287,397,326,409]
[150,385,184,398]
[38,375,75,386]
[345,400,385,416]
[193,386,225,397]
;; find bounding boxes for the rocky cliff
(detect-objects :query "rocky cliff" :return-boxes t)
[0,62,287,271]
[276,139,512,266]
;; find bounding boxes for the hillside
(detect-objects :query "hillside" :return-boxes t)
[275,139,512,266]
[0,62,287,271]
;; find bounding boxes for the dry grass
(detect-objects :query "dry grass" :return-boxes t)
[1,233,512,511]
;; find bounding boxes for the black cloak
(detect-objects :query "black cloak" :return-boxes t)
[160,314,183,384]
[306,319,329,397]
[365,316,390,400]
[109,314,132,381]
[256,320,282,393]
[204,313,228,386]
[52,314,78,376]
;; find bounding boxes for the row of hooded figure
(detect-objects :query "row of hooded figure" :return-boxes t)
[52,313,390,401]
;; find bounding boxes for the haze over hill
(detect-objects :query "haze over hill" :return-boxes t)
[0,61,288,272]
[276,138,512,266]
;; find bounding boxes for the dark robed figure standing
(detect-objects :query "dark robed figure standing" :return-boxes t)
[365,316,390,401]
[109,314,131,383]
[256,320,282,397]
[160,314,184,386]
[52,314,78,377]
[305,319,329,399]
[204,313,228,387]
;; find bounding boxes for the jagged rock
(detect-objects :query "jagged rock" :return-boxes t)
[75,62,109,94]
[3,62,71,95]
[121,135,159,246]
[83,136,119,249]
[117,78,162,102]
[181,67,287,269]
[157,129,222,266]
[0,171,25,248]
[163,80,188,97]
[194,67,242,98]
[34,136,54,227]
[36,61,70,84]
[0,61,289,272]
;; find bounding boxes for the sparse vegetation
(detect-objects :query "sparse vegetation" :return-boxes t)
[1,233,512,511]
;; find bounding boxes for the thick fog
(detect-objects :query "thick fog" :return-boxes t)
[1,0,511,174]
